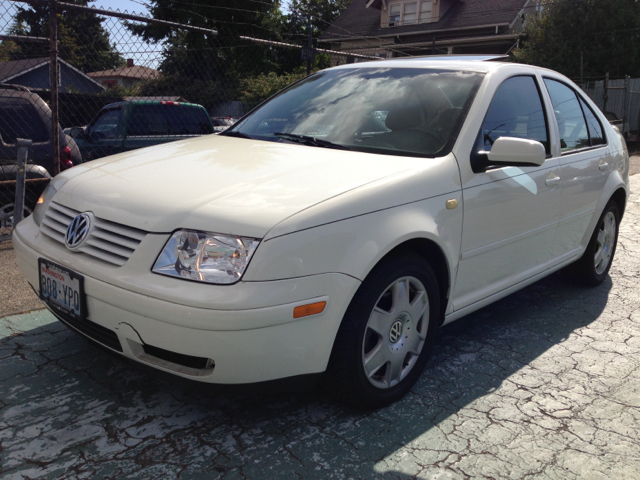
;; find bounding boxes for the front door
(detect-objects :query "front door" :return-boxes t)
[452,75,561,311]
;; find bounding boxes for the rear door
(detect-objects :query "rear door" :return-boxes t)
[541,78,611,256]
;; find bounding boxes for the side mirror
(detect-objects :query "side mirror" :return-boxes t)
[476,137,546,172]
[69,126,85,139]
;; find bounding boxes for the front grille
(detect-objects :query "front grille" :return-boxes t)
[40,202,147,266]
[142,344,211,370]
[52,310,123,352]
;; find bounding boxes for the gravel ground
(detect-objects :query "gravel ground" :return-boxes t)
[0,176,638,479]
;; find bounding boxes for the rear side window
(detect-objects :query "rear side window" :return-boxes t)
[128,104,213,136]
[480,76,549,154]
[579,97,605,146]
[543,79,601,152]
[0,97,48,144]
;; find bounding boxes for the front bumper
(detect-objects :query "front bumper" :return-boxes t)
[13,216,361,383]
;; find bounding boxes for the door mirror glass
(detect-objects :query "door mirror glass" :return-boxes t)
[482,136,546,167]
[69,126,84,139]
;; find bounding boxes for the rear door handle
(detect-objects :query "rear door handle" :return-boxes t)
[599,162,609,171]
[546,174,561,187]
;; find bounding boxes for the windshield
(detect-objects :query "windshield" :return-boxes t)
[228,67,484,157]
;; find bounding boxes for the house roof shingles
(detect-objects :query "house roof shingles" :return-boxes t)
[0,57,49,82]
[88,65,159,80]
[321,0,529,41]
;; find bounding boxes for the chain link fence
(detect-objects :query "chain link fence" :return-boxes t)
[0,0,380,240]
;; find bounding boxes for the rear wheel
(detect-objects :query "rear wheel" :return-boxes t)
[327,253,440,408]
[564,200,620,286]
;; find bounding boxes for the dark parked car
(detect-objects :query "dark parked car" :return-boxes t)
[0,85,83,175]
[0,163,51,231]
[68,100,215,160]
[211,116,237,133]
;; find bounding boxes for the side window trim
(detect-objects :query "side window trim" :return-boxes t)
[542,76,608,157]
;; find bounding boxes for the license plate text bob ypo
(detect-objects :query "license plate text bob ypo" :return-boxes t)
[38,258,86,320]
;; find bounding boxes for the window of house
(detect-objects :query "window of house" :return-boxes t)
[389,4,401,25]
[543,79,590,152]
[420,1,433,22]
[479,76,549,154]
[102,80,118,89]
[389,1,432,26]
[403,3,417,23]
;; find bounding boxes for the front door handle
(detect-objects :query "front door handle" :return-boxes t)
[545,174,561,187]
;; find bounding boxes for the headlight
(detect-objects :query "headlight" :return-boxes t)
[153,230,260,285]
[32,182,58,226]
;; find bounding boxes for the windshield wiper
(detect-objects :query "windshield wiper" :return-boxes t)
[221,130,253,139]
[273,132,350,150]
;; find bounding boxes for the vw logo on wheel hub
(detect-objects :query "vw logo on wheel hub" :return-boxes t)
[65,213,92,249]
[389,320,404,343]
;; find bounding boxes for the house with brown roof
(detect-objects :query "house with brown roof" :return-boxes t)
[88,59,160,89]
[321,0,538,61]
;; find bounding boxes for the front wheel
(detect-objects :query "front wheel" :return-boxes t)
[327,253,440,408]
[564,200,620,286]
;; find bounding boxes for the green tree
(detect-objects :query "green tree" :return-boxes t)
[283,0,353,42]
[127,0,285,79]
[5,0,124,72]
[512,0,640,79]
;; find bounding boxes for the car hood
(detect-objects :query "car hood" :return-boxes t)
[51,135,426,238]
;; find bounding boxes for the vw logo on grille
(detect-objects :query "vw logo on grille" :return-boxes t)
[389,320,404,343]
[65,213,91,249]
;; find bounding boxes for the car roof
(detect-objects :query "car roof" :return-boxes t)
[330,55,520,73]
[100,100,204,110]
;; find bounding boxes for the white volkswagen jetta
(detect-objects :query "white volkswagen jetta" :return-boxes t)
[13,57,629,407]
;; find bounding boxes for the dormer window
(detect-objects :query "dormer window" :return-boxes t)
[388,1,433,27]
[420,1,433,22]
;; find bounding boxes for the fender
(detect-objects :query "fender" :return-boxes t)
[244,191,462,296]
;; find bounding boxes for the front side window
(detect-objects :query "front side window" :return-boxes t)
[228,68,485,158]
[479,76,549,154]
[543,79,591,152]
[89,108,122,139]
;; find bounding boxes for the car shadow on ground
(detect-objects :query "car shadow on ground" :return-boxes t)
[0,271,612,478]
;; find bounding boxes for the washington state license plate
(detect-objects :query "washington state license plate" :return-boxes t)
[38,258,86,320]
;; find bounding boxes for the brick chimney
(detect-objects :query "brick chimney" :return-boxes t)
[126,59,134,68]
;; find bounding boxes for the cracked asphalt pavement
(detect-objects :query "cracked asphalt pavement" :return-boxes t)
[1,175,640,479]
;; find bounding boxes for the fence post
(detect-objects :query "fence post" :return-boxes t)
[603,72,609,115]
[49,0,60,177]
[623,75,630,137]
[13,139,32,226]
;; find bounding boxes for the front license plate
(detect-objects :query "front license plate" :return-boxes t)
[38,258,86,320]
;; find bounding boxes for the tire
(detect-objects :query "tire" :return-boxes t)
[563,200,620,286]
[326,253,440,409]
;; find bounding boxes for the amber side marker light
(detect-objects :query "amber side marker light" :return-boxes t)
[293,301,326,319]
